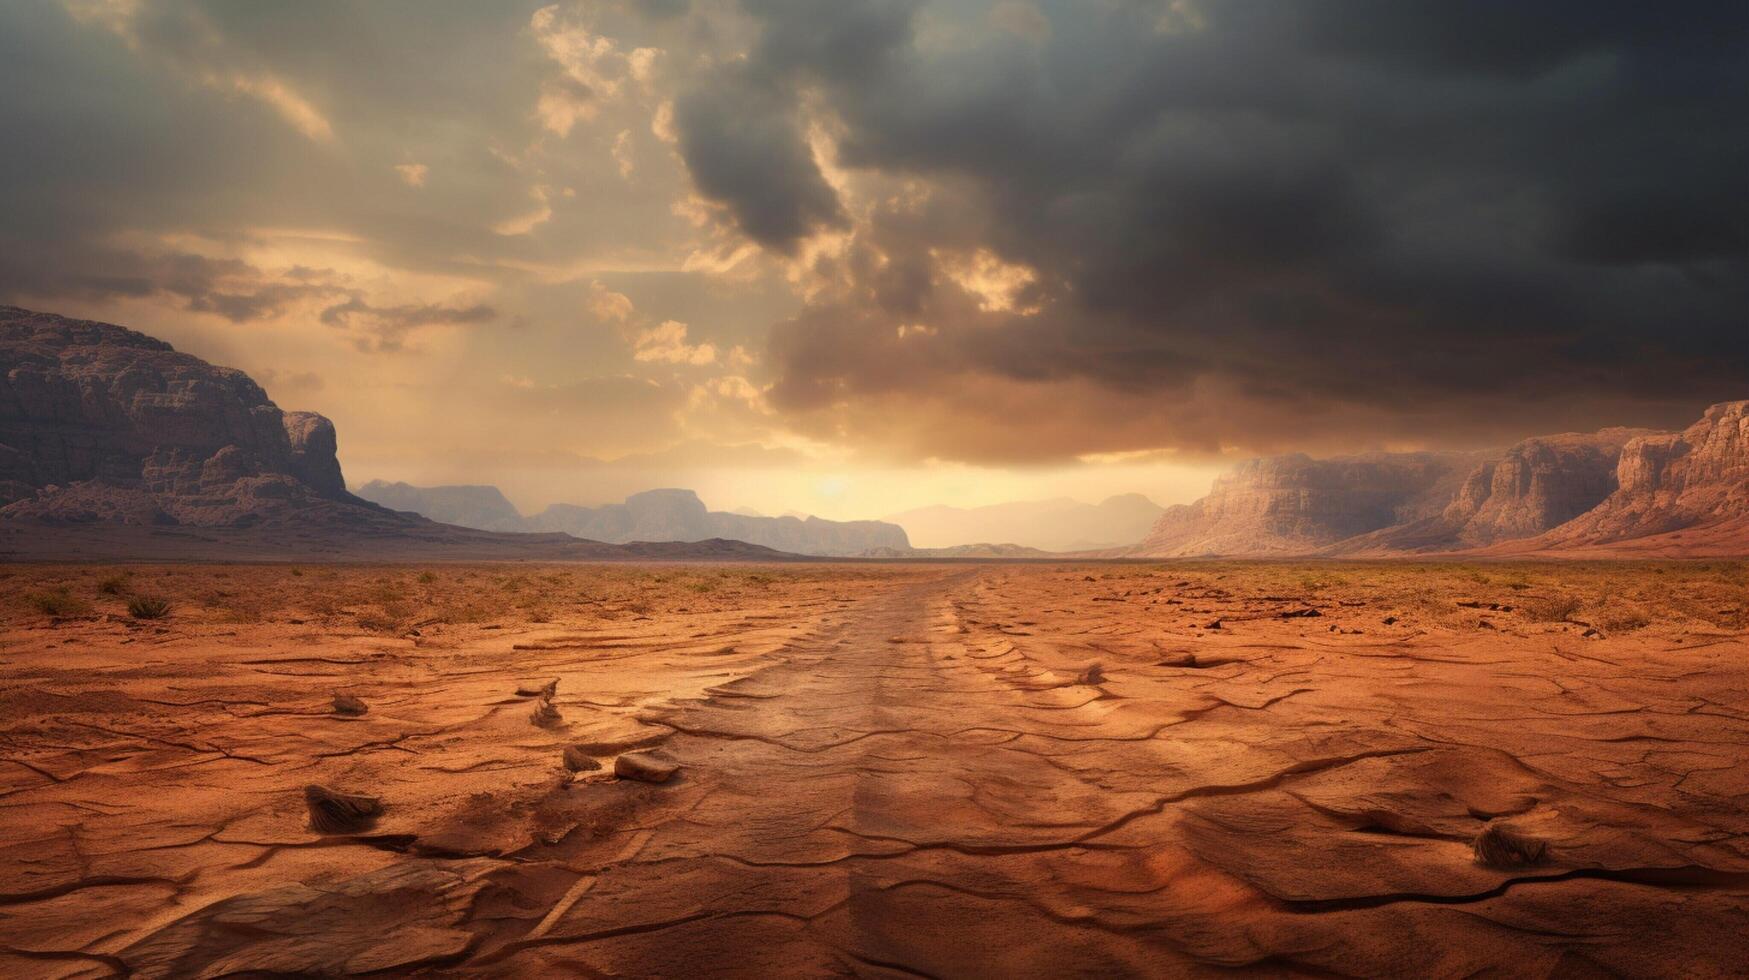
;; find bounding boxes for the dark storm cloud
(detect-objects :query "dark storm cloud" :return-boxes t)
[668,0,1749,457]
[669,0,918,251]
[673,65,846,252]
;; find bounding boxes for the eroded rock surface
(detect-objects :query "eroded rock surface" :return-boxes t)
[1128,402,1748,557]
[1,562,1744,976]
[1532,401,1749,551]
[1134,451,1484,556]
[0,306,368,525]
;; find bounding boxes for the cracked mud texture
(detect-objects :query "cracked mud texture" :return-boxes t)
[1,560,1746,977]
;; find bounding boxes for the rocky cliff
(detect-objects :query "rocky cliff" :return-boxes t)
[0,306,390,528]
[1527,401,1749,550]
[1132,451,1484,556]
[357,484,913,557]
[1336,429,1649,554]
[1130,404,1747,557]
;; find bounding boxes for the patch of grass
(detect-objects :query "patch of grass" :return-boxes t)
[417,571,437,584]
[28,589,91,617]
[97,573,131,596]
[126,595,172,619]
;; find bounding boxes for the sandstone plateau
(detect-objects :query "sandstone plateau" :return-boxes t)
[1130,405,1748,558]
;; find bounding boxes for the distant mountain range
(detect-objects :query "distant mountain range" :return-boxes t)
[0,307,786,561]
[357,483,910,557]
[3,306,1741,562]
[885,494,1165,551]
[1127,404,1748,558]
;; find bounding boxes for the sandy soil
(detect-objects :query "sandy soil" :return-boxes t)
[1,561,1745,977]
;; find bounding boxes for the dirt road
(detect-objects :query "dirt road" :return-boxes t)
[2,563,1747,976]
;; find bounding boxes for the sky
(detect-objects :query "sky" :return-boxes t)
[1,1,1743,520]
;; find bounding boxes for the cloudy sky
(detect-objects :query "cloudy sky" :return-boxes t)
[2,1,1743,519]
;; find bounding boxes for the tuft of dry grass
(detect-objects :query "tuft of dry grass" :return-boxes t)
[1525,593,1582,623]
[28,588,91,617]
[126,595,172,619]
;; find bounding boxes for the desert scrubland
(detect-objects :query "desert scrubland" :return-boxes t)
[0,561,1746,977]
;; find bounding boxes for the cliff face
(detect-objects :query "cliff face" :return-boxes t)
[1131,451,1483,557]
[1130,403,1747,558]
[0,306,384,528]
[1332,429,1649,554]
[1532,401,1749,547]
[1438,432,1641,544]
[360,484,914,557]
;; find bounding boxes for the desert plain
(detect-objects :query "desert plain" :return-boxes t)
[0,560,1746,978]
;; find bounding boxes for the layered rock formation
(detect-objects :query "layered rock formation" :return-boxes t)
[1528,401,1749,551]
[1129,403,1748,557]
[0,306,386,528]
[356,484,912,557]
[1132,451,1485,556]
[1341,429,1649,554]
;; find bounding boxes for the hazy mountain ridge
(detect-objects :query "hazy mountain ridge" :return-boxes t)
[357,484,911,557]
[1129,405,1748,558]
[885,494,1164,551]
[351,481,527,532]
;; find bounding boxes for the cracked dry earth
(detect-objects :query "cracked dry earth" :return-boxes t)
[2,562,1748,977]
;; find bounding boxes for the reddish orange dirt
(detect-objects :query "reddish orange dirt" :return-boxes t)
[1,561,1746,977]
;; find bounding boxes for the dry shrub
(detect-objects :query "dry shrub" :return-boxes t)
[127,595,172,619]
[1526,593,1582,623]
[28,589,91,617]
